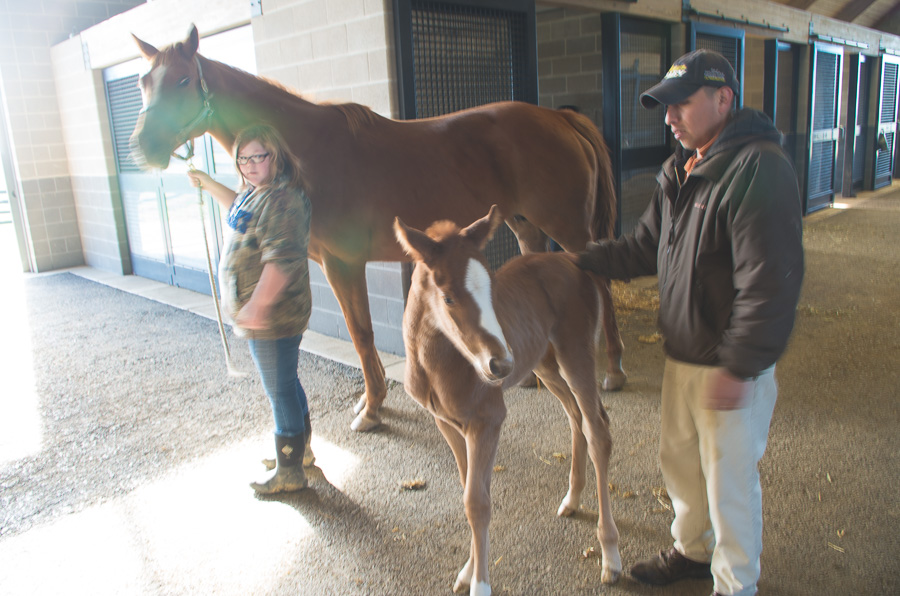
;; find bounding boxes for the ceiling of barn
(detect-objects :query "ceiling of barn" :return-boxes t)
[748,0,898,34]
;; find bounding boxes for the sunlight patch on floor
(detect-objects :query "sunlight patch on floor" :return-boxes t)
[0,436,360,595]
[0,225,41,464]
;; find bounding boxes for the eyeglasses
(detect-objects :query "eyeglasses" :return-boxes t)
[236,153,270,165]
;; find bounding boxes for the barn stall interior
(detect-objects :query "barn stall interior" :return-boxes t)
[1,0,900,594]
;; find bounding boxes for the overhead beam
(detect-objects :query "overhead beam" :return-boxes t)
[873,5,900,36]
[786,0,818,10]
[835,0,879,23]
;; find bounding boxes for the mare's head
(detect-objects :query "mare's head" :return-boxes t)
[129,25,207,169]
[395,205,513,384]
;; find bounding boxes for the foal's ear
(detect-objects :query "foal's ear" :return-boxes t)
[132,34,159,61]
[461,204,503,250]
[180,24,200,59]
[394,217,438,264]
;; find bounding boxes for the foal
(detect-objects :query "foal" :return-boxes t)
[395,206,621,595]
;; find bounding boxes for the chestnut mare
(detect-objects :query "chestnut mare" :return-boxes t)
[129,25,626,432]
[395,206,621,595]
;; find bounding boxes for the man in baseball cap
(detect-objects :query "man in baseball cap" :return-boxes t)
[576,49,803,596]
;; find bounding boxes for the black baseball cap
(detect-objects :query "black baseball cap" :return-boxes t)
[640,49,740,109]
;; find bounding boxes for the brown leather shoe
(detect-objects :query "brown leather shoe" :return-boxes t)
[630,547,712,585]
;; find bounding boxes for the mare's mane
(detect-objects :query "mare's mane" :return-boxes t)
[189,53,379,135]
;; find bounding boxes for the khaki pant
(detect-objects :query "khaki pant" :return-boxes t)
[660,358,777,596]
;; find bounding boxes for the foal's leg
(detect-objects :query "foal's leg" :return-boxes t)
[535,355,588,517]
[593,274,627,391]
[320,255,387,432]
[456,416,504,596]
[554,345,622,584]
[435,418,468,487]
[434,418,478,593]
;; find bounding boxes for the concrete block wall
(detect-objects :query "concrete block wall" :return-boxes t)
[536,7,605,128]
[252,0,396,117]
[253,0,407,355]
[0,0,144,272]
[50,36,130,274]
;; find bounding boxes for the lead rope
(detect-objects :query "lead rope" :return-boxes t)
[188,153,250,378]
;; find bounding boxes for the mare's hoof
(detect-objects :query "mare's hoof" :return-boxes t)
[351,409,381,432]
[601,371,627,392]
[353,395,367,414]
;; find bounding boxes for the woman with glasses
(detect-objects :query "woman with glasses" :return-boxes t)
[188,124,313,494]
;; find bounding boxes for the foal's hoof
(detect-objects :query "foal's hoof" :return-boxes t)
[353,395,367,414]
[557,502,577,517]
[350,409,381,432]
[600,565,622,584]
[601,371,627,392]
[557,491,579,517]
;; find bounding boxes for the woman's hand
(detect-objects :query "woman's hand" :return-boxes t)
[187,170,238,209]
[235,299,271,330]
[235,263,289,331]
[187,169,213,188]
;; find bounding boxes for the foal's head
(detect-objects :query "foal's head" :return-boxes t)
[395,206,513,384]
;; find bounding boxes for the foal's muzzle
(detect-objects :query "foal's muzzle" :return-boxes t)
[487,356,514,381]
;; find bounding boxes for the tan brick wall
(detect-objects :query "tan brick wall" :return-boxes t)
[51,36,129,272]
[252,0,397,117]
[536,7,604,128]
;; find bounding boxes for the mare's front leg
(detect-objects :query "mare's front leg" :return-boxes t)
[320,255,387,431]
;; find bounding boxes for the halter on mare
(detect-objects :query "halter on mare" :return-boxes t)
[166,56,214,163]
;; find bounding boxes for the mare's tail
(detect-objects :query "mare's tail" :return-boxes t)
[559,110,617,242]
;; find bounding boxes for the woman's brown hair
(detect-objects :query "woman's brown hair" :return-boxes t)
[233,124,306,190]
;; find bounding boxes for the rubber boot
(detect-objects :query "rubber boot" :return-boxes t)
[251,433,308,494]
[263,413,314,470]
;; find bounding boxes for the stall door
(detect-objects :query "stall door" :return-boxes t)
[763,40,801,166]
[806,43,843,213]
[850,54,872,191]
[601,14,670,237]
[393,0,536,270]
[689,22,744,108]
[873,55,900,189]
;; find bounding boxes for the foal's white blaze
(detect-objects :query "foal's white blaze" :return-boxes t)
[465,258,508,356]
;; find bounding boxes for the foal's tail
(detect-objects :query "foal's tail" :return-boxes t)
[560,110,617,242]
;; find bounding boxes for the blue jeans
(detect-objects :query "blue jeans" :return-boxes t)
[248,334,308,437]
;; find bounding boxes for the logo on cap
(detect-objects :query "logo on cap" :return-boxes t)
[665,64,688,79]
[704,68,726,84]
